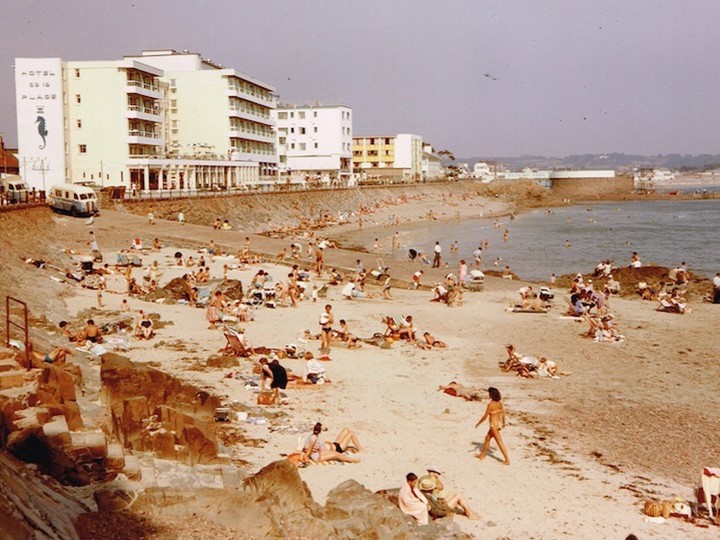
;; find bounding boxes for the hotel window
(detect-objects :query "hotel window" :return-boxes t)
[314,143,318,149]
[278,112,288,119]
[298,111,305,119]
[384,138,391,144]
[76,94,82,104]
[170,79,176,87]
[299,143,306,150]
[74,68,80,78]
[314,127,318,133]
[279,137,286,144]
[77,119,82,129]
[290,127,295,133]
[79,144,87,154]
[299,127,306,134]
[290,143,295,149]
[290,112,294,118]
[313,111,318,118]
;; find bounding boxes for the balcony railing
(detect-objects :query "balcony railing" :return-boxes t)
[128,104,160,115]
[228,106,270,120]
[129,130,161,139]
[126,80,160,92]
[229,125,274,138]
[227,86,274,103]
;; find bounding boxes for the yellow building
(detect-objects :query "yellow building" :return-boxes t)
[352,133,423,181]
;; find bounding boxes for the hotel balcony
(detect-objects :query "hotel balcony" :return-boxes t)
[228,127,275,144]
[125,80,163,100]
[127,129,164,146]
[230,149,278,164]
[126,104,162,123]
[226,86,276,109]
[227,107,274,126]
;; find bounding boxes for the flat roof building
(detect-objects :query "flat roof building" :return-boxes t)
[15,50,278,194]
[352,133,423,181]
[274,104,352,186]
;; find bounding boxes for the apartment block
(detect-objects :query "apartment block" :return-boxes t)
[15,50,278,194]
[274,104,352,185]
[352,133,423,181]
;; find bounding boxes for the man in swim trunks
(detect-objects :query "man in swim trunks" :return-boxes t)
[32,346,74,366]
[78,320,101,346]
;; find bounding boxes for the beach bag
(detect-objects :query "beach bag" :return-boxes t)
[257,391,275,405]
[643,500,672,518]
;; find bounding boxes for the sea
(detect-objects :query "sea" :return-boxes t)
[395,198,720,282]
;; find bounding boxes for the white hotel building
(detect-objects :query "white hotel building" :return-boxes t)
[273,104,353,185]
[15,50,278,194]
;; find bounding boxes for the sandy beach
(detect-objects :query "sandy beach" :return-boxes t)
[2,184,719,539]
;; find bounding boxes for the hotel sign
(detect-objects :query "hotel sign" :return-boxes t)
[15,58,65,191]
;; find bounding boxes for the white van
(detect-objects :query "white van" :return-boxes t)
[1,175,30,203]
[50,183,99,217]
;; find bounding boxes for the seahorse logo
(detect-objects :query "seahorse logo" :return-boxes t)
[36,116,48,149]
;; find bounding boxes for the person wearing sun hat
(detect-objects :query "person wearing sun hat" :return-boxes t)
[417,466,480,520]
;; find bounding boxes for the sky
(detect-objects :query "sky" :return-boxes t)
[2,0,720,157]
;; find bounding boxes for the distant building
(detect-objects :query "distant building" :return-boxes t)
[633,168,675,189]
[549,170,632,198]
[15,50,278,194]
[498,167,552,182]
[274,104,353,186]
[421,144,442,179]
[352,134,423,181]
[0,134,19,176]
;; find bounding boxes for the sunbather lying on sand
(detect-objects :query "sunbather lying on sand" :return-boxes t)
[438,381,482,401]
[300,423,362,464]
[417,332,447,350]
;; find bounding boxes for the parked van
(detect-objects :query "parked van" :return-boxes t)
[50,183,99,217]
[1,175,31,203]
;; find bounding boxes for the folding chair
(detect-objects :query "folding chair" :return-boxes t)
[222,326,252,357]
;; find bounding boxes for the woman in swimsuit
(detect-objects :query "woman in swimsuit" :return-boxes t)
[301,423,362,464]
[474,387,510,465]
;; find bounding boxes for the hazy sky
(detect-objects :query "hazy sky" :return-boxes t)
[2,0,720,157]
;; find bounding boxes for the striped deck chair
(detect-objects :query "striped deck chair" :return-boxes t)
[222,326,252,357]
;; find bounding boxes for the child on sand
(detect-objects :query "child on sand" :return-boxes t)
[474,387,510,465]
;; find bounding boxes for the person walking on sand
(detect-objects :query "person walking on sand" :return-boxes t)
[475,387,510,465]
[391,232,399,252]
[432,241,442,268]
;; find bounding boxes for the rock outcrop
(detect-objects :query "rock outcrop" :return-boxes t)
[101,353,223,465]
[80,460,472,539]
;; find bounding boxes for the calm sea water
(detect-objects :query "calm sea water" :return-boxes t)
[399,199,719,281]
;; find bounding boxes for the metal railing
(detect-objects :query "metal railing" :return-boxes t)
[5,296,30,370]
[126,80,160,92]
[128,130,162,139]
[128,105,160,115]
[228,106,271,120]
